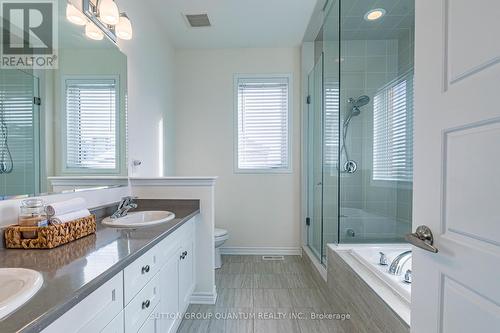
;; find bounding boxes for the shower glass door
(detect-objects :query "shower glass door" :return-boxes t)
[0,69,40,197]
[306,55,324,260]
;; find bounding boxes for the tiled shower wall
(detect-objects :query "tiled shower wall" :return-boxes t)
[337,34,413,242]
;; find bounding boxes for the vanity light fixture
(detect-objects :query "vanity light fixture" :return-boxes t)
[66,0,133,43]
[66,2,87,26]
[85,21,104,40]
[98,0,120,25]
[115,13,132,40]
[364,8,386,21]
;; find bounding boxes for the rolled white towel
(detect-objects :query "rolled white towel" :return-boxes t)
[45,198,87,217]
[50,209,91,225]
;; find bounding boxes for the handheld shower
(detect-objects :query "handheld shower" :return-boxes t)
[341,95,370,173]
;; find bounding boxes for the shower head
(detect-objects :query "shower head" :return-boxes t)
[347,95,370,117]
[348,95,370,108]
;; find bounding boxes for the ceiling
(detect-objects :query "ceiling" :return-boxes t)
[148,0,318,48]
[341,0,414,40]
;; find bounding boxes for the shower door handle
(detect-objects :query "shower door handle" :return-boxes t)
[405,225,438,253]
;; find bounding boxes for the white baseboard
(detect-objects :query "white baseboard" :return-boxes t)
[219,246,302,256]
[302,245,327,281]
[190,286,217,304]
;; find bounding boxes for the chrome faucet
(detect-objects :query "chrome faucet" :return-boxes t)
[111,196,138,219]
[388,250,412,275]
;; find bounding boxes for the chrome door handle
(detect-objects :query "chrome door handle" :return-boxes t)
[405,225,438,253]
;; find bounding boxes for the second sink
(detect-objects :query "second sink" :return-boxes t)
[102,211,175,228]
[0,268,43,320]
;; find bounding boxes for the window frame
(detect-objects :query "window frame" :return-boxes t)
[61,74,121,175]
[233,73,293,174]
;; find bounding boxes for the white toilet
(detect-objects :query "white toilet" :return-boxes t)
[214,228,229,269]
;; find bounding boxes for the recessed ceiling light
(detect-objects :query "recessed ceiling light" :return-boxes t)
[364,8,386,21]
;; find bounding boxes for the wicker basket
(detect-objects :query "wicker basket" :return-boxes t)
[4,215,96,249]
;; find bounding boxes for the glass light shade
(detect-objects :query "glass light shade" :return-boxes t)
[66,3,86,26]
[85,22,104,40]
[98,0,119,25]
[116,14,132,40]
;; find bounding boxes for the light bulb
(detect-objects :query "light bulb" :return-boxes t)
[85,22,104,40]
[66,2,86,26]
[116,14,132,40]
[98,0,119,25]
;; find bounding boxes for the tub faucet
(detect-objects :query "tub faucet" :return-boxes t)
[388,250,412,275]
[112,196,138,219]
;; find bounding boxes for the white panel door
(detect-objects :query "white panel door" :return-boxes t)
[412,1,500,332]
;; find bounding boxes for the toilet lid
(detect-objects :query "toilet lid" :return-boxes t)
[214,228,228,237]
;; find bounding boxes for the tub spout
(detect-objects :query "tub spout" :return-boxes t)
[388,250,412,275]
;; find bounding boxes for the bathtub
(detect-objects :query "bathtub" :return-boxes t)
[327,243,411,325]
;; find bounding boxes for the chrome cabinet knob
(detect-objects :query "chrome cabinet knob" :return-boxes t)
[142,299,150,309]
[141,265,150,274]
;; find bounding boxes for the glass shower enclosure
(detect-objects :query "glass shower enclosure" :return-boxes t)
[306,0,415,263]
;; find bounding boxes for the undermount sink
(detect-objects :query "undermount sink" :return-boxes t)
[102,211,176,228]
[0,268,43,320]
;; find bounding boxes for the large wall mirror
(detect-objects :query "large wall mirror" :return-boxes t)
[0,1,127,199]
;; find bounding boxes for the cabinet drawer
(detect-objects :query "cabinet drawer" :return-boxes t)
[102,310,124,333]
[137,303,159,333]
[124,246,159,304]
[124,272,161,333]
[42,272,123,333]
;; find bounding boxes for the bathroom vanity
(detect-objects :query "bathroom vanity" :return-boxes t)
[0,199,200,333]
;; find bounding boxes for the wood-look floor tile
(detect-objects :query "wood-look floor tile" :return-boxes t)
[289,288,331,309]
[216,274,253,289]
[253,288,293,308]
[253,274,288,289]
[253,307,300,333]
[216,288,253,308]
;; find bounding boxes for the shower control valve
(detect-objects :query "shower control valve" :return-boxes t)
[379,252,388,266]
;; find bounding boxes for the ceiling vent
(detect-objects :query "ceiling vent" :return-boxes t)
[185,14,211,27]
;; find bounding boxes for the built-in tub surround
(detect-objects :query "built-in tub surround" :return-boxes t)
[326,244,410,333]
[0,199,199,333]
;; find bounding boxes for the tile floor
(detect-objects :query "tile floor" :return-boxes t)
[177,255,353,333]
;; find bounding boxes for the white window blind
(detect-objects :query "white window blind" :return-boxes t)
[373,71,414,182]
[324,81,339,166]
[236,77,290,171]
[65,79,117,170]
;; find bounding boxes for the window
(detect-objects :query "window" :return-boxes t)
[373,71,414,182]
[64,78,118,172]
[235,75,291,172]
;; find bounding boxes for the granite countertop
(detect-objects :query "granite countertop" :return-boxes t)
[0,199,200,333]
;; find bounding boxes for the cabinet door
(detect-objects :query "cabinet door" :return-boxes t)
[178,238,194,311]
[159,250,180,333]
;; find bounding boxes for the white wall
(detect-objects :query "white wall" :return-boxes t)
[118,0,176,177]
[173,48,302,251]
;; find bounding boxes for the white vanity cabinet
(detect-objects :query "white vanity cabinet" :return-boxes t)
[40,216,197,333]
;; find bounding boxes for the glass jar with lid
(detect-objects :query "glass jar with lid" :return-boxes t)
[18,198,48,238]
